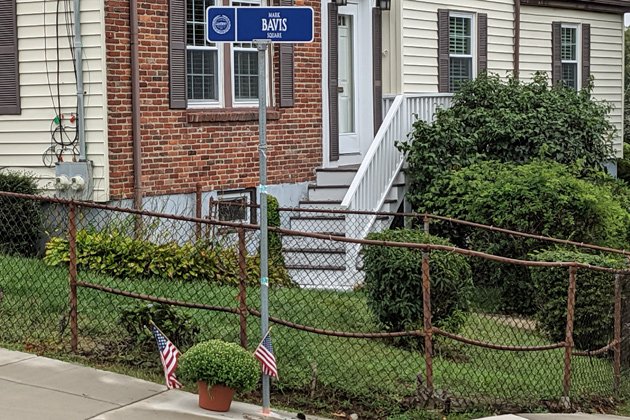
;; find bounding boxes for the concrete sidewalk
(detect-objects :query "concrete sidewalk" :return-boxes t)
[0,348,319,420]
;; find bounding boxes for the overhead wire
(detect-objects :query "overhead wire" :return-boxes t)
[43,0,79,166]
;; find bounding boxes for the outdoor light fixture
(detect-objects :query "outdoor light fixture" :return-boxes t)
[334,0,347,7]
[378,0,390,10]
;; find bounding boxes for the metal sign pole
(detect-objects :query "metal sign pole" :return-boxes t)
[255,38,271,415]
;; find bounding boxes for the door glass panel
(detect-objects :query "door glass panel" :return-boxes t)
[338,14,354,134]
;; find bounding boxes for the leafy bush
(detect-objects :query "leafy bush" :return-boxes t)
[266,194,289,277]
[44,229,294,287]
[398,73,615,205]
[417,160,630,315]
[617,143,630,183]
[0,171,42,256]
[362,229,473,346]
[119,303,200,351]
[178,339,259,391]
[530,249,624,351]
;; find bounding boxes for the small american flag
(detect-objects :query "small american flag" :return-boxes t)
[150,323,183,389]
[254,329,278,378]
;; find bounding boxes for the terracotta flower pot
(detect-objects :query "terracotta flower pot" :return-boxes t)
[197,381,235,412]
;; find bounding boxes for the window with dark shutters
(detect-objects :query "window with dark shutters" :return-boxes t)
[0,0,20,115]
[438,10,487,93]
[553,22,590,90]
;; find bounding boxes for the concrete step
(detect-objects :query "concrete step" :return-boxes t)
[282,232,346,250]
[307,184,349,202]
[298,200,343,210]
[393,171,406,185]
[290,215,346,233]
[284,247,346,267]
[315,167,358,186]
[378,198,398,213]
[385,183,405,202]
[288,268,358,290]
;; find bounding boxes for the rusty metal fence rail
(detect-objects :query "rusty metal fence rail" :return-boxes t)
[0,191,628,419]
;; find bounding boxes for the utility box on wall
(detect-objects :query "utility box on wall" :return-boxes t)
[54,161,93,201]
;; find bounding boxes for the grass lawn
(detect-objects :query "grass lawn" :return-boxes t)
[0,254,625,419]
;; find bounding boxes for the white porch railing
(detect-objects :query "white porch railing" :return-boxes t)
[341,93,454,239]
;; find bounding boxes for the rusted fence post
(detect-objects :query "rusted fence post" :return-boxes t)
[195,183,202,240]
[562,266,577,405]
[68,202,78,353]
[614,273,622,393]
[238,227,248,349]
[422,249,433,397]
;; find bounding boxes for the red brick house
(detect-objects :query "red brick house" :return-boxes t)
[0,0,627,219]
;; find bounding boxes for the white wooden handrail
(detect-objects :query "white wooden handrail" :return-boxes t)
[341,93,454,239]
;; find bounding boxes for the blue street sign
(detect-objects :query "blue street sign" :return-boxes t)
[206,6,314,43]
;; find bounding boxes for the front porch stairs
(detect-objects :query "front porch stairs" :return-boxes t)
[282,165,405,289]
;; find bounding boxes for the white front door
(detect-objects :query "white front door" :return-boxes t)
[331,0,373,165]
[338,5,359,154]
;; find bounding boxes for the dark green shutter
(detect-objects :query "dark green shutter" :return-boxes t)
[0,0,20,115]
[169,0,187,109]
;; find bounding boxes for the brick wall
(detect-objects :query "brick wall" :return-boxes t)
[105,0,323,199]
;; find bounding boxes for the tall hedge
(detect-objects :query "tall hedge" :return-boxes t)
[0,171,42,256]
[417,160,630,315]
[398,73,615,206]
[362,229,473,347]
[530,249,624,351]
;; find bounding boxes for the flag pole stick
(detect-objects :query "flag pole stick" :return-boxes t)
[255,326,273,349]
[148,320,181,350]
[147,321,172,388]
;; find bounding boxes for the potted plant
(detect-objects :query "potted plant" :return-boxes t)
[178,339,259,412]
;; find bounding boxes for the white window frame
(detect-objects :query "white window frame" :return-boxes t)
[185,0,270,109]
[186,0,224,108]
[186,46,224,109]
[448,11,476,92]
[230,45,272,107]
[560,23,581,90]
[230,0,271,107]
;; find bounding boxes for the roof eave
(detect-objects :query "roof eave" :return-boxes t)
[520,0,630,14]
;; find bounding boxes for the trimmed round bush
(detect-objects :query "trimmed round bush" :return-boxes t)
[178,340,259,391]
[530,249,623,351]
[416,160,630,315]
[362,230,473,344]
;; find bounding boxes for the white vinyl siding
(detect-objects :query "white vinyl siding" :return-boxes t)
[0,0,109,201]
[384,0,514,94]
[520,6,624,156]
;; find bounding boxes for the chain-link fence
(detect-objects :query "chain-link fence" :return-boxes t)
[0,191,628,419]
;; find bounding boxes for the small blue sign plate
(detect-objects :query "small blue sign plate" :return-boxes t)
[207,6,314,43]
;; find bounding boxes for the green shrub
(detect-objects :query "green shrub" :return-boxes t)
[398,73,615,204]
[178,339,259,391]
[44,229,294,287]
[530,248,624,351]
[617,143,630,183]
[362,229,473,346]
[266,195,289,279]
[119,303,200,351]
[417,160,630,315]
[0,171,42,256]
